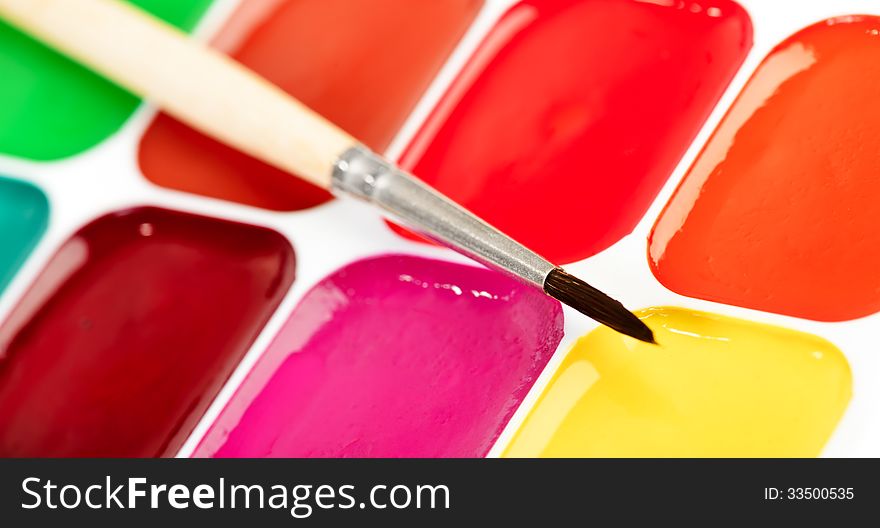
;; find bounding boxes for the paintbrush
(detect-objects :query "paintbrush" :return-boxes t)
[0,0,654,343]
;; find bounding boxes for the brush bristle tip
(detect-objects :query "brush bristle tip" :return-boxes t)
[544,268,654,344]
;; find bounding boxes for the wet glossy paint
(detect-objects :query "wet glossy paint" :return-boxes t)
[139,0,483,211]
[397,0,751,263]
[0,177,48,293]
[0,0,212,160]
[650,17,880,321]
[0,208,295,457]
[504,307,851,457]
[195,255,563,458]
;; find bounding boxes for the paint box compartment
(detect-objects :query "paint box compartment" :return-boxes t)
[0,208,294,457]
[0,177,48,293]
[395,0,751,263]
[650,16,880,322]
[138,0,483,211]
[0,0,211,160]
[504,307,851,457]
[196,255,563,458]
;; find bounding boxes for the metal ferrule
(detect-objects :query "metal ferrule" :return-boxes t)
[331,145,555,288]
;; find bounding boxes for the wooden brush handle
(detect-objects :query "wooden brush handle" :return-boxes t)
[0,0,358,188]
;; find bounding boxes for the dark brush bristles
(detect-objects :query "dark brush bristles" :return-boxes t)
[544,268,656,344]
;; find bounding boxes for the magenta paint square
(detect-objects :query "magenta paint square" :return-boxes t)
[195,255,564,457]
